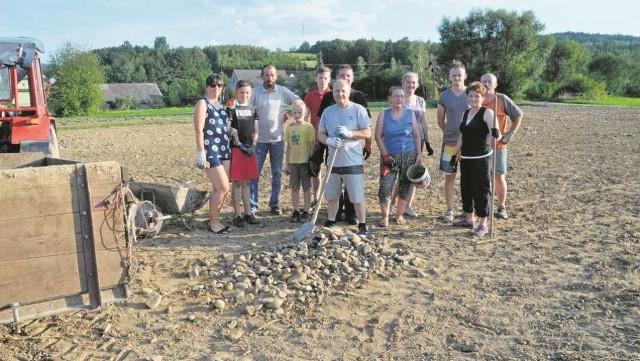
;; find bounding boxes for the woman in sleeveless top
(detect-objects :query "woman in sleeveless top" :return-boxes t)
[452,82,500,237]
[193,74,232,234]
[389,72,434,218]
[374,86,423,227]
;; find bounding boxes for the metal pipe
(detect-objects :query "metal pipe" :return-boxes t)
[10,303,21,333]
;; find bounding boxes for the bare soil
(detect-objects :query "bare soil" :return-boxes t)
[1,104,639,360]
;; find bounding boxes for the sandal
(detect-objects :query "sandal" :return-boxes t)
[377,219,388,228]
[396,217,407,225]
[208,224,230,234]
[453,219,475,228]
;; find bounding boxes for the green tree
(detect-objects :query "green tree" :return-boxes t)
[554,74,606,100]
[544,39,589,82]
[165,47,211,105]
[49,42,105,116]
[407,40,437,100]
[438,9,553,98]
[588,53,630,95]
[356,56,367,78]
[316,52,324,68]
[298,41,311,52]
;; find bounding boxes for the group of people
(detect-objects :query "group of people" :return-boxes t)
[193,61,523,237]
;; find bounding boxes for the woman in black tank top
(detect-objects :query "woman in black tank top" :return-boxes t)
[451,81,501,237]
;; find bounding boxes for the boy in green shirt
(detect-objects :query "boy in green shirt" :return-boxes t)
[284,100,316,222]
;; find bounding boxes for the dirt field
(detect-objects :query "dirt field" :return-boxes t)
[1,104,639,360]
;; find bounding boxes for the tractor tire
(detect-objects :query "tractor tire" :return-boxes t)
[48,123,60,158]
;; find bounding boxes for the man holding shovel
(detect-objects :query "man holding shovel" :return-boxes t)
[317,64,372,225]
[317,79,372,236]
[481,73,524,220]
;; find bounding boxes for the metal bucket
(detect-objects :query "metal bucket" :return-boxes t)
[406,163,431,188]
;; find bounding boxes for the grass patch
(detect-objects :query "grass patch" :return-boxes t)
[558,96,640,106]
[369,101,388,111]
[61,107,193,121]
[58,117,192,130]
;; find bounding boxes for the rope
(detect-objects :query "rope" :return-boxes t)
[105,183,140,283]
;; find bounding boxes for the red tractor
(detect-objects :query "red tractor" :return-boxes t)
[0,37,59,157]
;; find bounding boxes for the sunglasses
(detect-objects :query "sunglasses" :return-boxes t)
[209,83,224,88]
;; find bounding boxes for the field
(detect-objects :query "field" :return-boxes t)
[1,104,639,360]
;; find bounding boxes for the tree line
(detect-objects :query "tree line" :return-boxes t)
[46,9,640,116]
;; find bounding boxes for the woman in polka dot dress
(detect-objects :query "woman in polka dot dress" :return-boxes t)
[194,74,232,234]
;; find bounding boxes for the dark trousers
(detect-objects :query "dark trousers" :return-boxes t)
[323,143,355,221]
[460,156,491,218]
[337,189,355,220]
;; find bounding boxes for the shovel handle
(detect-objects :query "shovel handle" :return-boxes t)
[309,146,339,225]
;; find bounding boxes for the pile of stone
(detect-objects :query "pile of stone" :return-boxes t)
[183,227,426,316]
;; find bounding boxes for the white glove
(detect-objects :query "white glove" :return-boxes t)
[196,150,207,169]
[326,137,343,149]
[500,130,516,144]
[336,125,353,139]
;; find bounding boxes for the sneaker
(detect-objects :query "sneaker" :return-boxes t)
[346,214,358,225]
[473,224,488,237]
[233,215,246,228]
[290,210,301,223]
[300,211,310,221]
[243,214,260,225]
[496,206,509,219]
[357,223,369,236]
[323,220,336,228]
[270,206,282,215]
[439,210,454,222]
[404,207,418,218]
[309,200,318,210]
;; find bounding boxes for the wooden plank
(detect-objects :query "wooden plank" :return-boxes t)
[0,153,47,170]
[75,163,102,309]
[0,185,78,220]
[92,209,127,251]
[84,162,122,185]
[0,163,76,188]
[0,286,128,325]
[0,182,123,222]
[0,253,87,306]
[0,293,90,325]
[0,160,128,310]
[0,189,78,220]
[95,248,128,288]
[0,213,81,262]
[0,209,126,263]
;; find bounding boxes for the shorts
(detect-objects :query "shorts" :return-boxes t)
[325,173,365,203]
[229,148,258,181]
[208,156,224,168]
[288,163,311,190]
[439,143,458,174]
[495,148,507,175]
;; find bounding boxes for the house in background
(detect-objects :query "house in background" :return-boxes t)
[100,83,163,108]
[229,69,288,90]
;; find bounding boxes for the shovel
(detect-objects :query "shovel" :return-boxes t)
[490,98,498,239]
[292,144,339,242]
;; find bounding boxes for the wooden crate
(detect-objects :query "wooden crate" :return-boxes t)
[0,154,129,324]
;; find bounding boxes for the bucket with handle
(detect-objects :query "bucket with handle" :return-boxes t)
[407,163,431,188]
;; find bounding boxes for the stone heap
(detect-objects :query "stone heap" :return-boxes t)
[185,227,426,316]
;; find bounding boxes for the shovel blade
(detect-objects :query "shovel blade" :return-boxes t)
[292,220,315,242]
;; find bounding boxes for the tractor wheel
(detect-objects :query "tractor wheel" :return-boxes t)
[48,124,60,158]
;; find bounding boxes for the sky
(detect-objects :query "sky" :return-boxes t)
[3,0,638,60]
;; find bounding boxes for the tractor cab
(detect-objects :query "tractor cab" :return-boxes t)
[0,37,58,157]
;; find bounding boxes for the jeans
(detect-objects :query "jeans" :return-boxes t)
[250,141,284,210]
